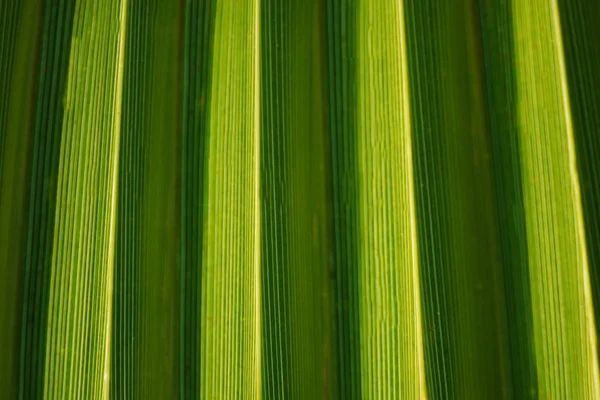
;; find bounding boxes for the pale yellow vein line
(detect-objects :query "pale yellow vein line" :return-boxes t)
[550,0,600,396]
[397,0,426,398]
[253,0,262,398]
[103,0,128,397]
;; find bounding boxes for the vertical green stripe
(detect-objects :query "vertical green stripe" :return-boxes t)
[200,0,259,397]
[111,0,182,398]
[0,0,44,397]
[324,1,362,398]
[405,1,509,397]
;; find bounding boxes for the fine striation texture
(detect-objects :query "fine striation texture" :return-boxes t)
[556,0,600,344]
[111,0,181,398]
[355,0,423,398]
[1,1,600,399]
[481,0,600,397]
[404,0,508,398]
[324,1,363,397]
[0,0,43,397]
[0,0,127,398]
[259,0,333,398]
[40,0,126,397]
[200,0,260,398]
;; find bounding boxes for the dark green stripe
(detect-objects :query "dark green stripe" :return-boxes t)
[18,1,76,398]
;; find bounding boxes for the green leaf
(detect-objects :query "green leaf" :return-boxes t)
[481,0,599,397]
[2,1,599,399]
[1,0,127,397]
[200,0,260,397]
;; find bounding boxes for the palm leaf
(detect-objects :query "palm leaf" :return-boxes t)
[1,0,599,399]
